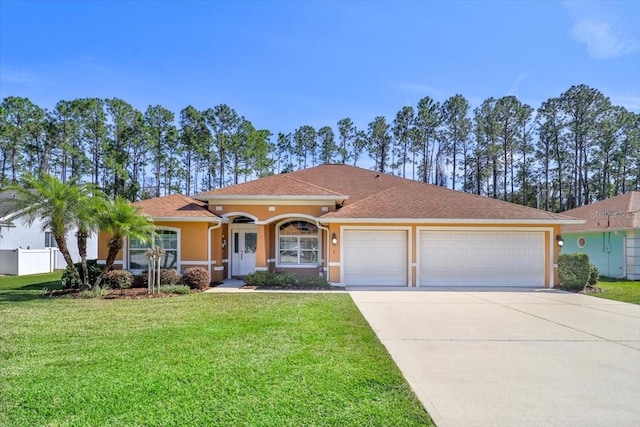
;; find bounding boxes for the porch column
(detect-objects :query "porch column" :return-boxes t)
[210,226,224,282]
[255,224,268,271]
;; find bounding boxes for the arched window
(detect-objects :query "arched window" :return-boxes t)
[278,220,319,265]
[129,229,178,271]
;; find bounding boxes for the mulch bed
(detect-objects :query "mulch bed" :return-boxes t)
[579,285,606,294]
[45,287,209,299]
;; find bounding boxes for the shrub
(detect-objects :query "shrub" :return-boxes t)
[133,273,148,288]
[243,271,269,286]
[160,268,182,286]
[182,267,210,289]
[61,260,103,289]
[298,275,330,288]
[588,263,600,287]
[103,270,134,290]
[271,272,298,287]
[558,253,591,291]
[78,286,111,299]
[159,284,191,295]
[243,271,297,287]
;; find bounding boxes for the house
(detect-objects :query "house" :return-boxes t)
[97,165,581,287]
[561,192,640,280]
[0,190,98,274]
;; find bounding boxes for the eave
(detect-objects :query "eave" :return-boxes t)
[317,217,586,225]
[148,216,224,223]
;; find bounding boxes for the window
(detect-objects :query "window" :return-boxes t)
[278,221,318,265]
[45,232,57,248]
[129,229,178,270]
[577,237,586,248]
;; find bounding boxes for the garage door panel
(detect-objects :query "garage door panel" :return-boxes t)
[420,231,545,287]
[344,230,407,286]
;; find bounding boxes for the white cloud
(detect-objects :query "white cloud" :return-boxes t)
[564,1,640,59]
[571,19,639,59]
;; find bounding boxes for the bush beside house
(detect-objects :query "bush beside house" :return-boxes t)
[182,267,210,289]
[243,271,330,289]
[103,270,134,291]
[558,253,599,291]
[61,260,103,289]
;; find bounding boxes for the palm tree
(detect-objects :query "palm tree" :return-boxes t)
[95,196,154,288]
[2,173,88,288]
[74,185,105,289]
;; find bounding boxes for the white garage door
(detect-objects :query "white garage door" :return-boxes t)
[343,230,407,286]
[420,231,545,287]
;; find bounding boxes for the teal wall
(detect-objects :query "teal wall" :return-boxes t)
[562,231,626,278]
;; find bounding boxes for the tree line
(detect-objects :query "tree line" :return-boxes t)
[1,84,638,212]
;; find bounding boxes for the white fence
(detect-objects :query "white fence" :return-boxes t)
[0,248,58,276]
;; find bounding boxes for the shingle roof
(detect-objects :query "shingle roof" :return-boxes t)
[196,173,346,198]
[561,192,640,232]
[196,164,577,221]
[133,194,220,220]
[0,190,19,220]
[321,179,574,220]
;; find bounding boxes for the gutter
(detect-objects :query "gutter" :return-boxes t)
[317,217,586,225]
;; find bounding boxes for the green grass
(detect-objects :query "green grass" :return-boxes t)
[0,275,432,426]
[591,277,640,304]
[0,271,63,302]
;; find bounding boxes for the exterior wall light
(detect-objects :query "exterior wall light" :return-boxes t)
[556,235,564,247]
[331,233,337,245]
[222,236,227,248]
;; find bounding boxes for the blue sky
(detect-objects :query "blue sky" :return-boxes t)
[1,0,639,136]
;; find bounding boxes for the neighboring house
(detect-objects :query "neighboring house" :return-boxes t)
[561,192,640,280]
[97,165,581,287]
[0,190,98,272]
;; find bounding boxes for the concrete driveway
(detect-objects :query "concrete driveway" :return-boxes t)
[349,288,640,427]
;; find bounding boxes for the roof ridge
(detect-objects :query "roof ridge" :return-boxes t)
[339,185,400,208]
[284,175,347,197]
[177,193,210,208]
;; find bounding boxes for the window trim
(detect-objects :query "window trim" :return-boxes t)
[44,231,58,248]
[577,237,586,248]
[127,226,181,273]
[276,219,321,268]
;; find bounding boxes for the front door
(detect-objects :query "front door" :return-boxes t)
[231,229,257,276]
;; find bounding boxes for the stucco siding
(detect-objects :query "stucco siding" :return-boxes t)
[563,231,626,278]
[0,216,97,269]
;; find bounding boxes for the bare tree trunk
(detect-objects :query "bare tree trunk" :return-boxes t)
[55,234,82,288]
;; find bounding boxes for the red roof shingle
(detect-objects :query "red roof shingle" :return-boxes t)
[195,164,577,221]
[133,194,219,219]
[196,173,346,198]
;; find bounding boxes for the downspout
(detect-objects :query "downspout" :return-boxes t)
[315,220,331,284]
[208,219,224,277]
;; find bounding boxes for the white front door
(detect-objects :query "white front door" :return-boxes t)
[232,229,257,276]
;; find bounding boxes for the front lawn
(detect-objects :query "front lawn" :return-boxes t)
[591,277,640,304]
[0,271,63,302]
[0,276,432,426]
